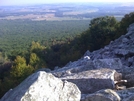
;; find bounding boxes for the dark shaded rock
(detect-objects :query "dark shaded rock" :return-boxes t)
[81,87,134,101]
[81,89,121,101]
[124,73,134,87]
[58,68,122,94]
[117,87,134,101]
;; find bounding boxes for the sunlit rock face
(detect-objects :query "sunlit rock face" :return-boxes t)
[62,68,122,94]
[1,71,81,101]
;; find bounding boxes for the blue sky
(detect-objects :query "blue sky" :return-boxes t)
[1,0,134,6]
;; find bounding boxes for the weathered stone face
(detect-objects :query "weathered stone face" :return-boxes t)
[81,87,134,101]
[117,87,134,101]
[92,58,122,70]
[1,71,81,101]
[81,89,121,101]
[53,68,122,94]
[124,73,134,87]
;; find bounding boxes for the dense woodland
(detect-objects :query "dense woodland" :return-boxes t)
[0,12,134,98]
[0,20,89,56]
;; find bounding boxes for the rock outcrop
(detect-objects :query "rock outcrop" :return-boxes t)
[81,89,121,101]
[81,87,134,101]
[1,71,81,101]
[117,87,134,101]
[51,23,134,100]
[53,68,122,94]
[124,73,134,87]
[85,23,134,68]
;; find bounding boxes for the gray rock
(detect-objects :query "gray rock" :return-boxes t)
[81,87,134,101]
[128,23,134,32]
[114,49,129,56]
[122,38,129,43]
[54,66,60,70]
[121,66,134,77]
[92,58,122,70]
[1,71,81,101]
[117,87,134,100]
[122,95,134,101]
[35,68,51,72]
[52,61,95,78]
[128,56,134,67]
[125,73,134,87]
[52,58,123,78]
[84,50,91,57]
[81,89,121,101]
[60,68,122,94]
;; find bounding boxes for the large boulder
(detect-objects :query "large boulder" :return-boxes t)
[53,68,122,94]
[81,87,134,101]
[89,58,122,71]
[124,72,134,87]
[52,58,123,78]
[1,71,81,101]
[117,87,134,101]
[81,89,121,101]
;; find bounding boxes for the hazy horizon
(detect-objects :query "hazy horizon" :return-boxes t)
[1,0,134,6]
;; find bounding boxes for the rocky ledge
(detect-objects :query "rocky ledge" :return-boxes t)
[1,23,134,101]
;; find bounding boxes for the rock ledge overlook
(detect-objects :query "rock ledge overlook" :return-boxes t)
[1,23,134,101]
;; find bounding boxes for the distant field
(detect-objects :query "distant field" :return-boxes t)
[0,2,134,21]
[0,14,92,21]
[0,14,54,21]
[63,9,98,15]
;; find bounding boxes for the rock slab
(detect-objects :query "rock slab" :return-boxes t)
[54,68,122,94]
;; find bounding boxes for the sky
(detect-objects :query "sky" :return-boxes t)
[0,0,134,6]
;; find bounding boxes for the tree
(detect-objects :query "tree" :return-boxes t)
[89,16,119,50]
[116,12,134,38]
[10,56,34,79]
[0,56,34,98]
[29,53,40,67]
[30,41,45,54]
[30,41,45,60]
[30,41,47,68]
